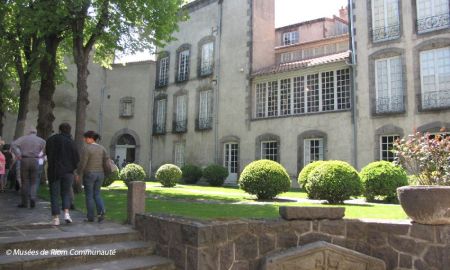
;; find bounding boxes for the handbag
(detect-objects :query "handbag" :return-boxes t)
[103,158,119,177]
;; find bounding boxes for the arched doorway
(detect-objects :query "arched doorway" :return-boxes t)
[115,134,136,168]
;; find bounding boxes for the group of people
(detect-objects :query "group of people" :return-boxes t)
[0,123,110,225]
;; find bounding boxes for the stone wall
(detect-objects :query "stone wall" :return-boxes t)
[135,213,449,270]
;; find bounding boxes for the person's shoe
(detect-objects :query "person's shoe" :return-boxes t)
[52,217,60,226]
[17,204,26,208]
[64,213,72,224]
[30,200,35,208]
[98,213,105,223]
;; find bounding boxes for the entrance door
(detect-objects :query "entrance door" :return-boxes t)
[224,143,239,184]
[115,146,127,169]
[115,134,136,168]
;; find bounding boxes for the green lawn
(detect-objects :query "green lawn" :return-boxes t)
[38,181,408,223]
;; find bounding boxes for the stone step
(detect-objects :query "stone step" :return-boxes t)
[0,225,140,253]
[58,255,175,270]
[0,240,154,270]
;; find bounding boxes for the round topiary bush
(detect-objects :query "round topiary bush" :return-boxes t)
[239,159,291,200]
[203,164,229,186]
[156,164,182,187]
[360,161,408,202]
[119,163,146,187]
[306,160,362,204]
[102,170,120,187]
[181,164,203,184]
[298,161,326,190]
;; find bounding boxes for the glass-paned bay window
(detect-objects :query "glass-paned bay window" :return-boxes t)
[178,50,190,81]
[201,42,214,75]
[417,0,449,33]
[254,68,351,118]
[420,47,450,109]
[304,138,324,165]
[375,56,404,113]
[380,135,399,161]
[371,0,400,42]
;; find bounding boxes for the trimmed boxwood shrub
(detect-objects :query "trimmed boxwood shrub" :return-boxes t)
[181,164,203,184]
[119,163,146,187]
[156,164,182,187]
[239,159,291,200]
[203,164,229,186]
[306,160,362,204]
[102,170,120,187]
[298,161,326,190]
[360,161,408,202]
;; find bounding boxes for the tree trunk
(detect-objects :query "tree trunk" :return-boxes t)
[13,75,32,139]
[36,35,60,140]
[74,55,90,151]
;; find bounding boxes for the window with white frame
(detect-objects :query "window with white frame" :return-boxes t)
[224,143,239,174]
[254,68,351,118]
[175,95,187,132]
[371,0,400,42]
[155,99,166,134]
[198,90,213,129]
[420,47,450,109]
[304,138,324,165]
[375,56,404,113]
[178,49,190,81]
[282,31,299,46]
[261,141,279,161]
[158,56,169,86]
[174,142,185,167]
[200,42,214,76]
[380,135,399,161]
[417,0,450,33]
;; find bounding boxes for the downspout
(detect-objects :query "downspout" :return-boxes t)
[349,0,358,169]
[214,0,224,163]
[98,68,107,136]
[149,66,155,176]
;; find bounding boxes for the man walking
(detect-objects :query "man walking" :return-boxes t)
[11,127,46,208]
[46,123,80,225]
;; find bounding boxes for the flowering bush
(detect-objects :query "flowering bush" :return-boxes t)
[393,130,450,186]
[156,164,182,187]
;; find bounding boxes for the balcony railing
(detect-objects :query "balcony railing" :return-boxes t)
[375,96,405,114]
[195,117,213,131]
[153,123,166,135]
[173,120,187,133]
[421,90,450,110]
[371,24,400,42]
[417,13,450,34]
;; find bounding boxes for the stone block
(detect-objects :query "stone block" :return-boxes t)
[371,246,398,270]
[127,181,146,225]
[259,233,276,256]
[212,224,228,244]
[368,231,387,247]
[368,222,409,235]
[298,232,331,246]
[346,220,369,240]
[228,222,249,240]
[235,233,258,261]
[399,253,412,269]
[279,206,345,220]
[388,235,426,256]
[186,247,198,270]
[277,231,298,249]
[231,261,249,270]
[197,226,214,246]
[181,223,199,246]
[288,220,312,235]
[220,242,234,270]
[319,220,346,236]
[146,217,161,242]
[434,225,449,244]
[423,246,447,270]
[197,247,219,270]
[410,223,435,242]
[168,245,186,270]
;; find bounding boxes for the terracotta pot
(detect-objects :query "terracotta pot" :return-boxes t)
[397,186,450,225]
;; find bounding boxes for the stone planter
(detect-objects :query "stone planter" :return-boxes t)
[397,186,450,225]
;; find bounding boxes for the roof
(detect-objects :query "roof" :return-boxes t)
[251,51,351,77]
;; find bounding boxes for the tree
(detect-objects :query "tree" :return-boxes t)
[67,0,186,150]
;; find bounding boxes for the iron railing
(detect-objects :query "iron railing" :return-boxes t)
[417,13,450,33]
[375,95,405,114]
[421,90,450,110]
[153,123,166,135]
[173,120,187,133]
[371,24,400,42]
[196,117,213,130]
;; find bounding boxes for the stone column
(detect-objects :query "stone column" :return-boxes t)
[127,181,146,225]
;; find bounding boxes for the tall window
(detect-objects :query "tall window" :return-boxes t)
[155,99,166,134]
[380,135,399,161]
[158,56,169,87]
[198,90,213,129]
[178,50,190,81]
[420,47,450,109]
[200,42,214,76]
[375,56,404,113]
[174,142,185,167]
[261,141,279,161]
[224,143,239,174]
[120,97,134,117]
[371,0,400,42]
[175,95,187,132]
[254,68,351,118]
[417,0,450,33]
[304,138,324,165]
[282,31,299,46]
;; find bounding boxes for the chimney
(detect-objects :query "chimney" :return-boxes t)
[339,6,348,22]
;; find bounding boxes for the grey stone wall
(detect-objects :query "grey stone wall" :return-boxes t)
[135,214,449,270]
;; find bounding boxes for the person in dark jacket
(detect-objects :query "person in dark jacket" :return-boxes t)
[46,123,80,225]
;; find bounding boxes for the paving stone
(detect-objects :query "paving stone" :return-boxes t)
[279,206,345,220]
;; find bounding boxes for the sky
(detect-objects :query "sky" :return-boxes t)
[116,0,349,63]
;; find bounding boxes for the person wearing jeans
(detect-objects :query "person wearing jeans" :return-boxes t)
[77,131,107,223]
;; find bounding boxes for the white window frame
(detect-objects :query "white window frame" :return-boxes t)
[420,47,450,109]
[174,142,185,168]
[282,31,299,46]
[224,143,239,174]
[417,0,450,33]
[380,135,399,161]
[304,138,324,166]
[371,0,400,42]
[200,42,214,75]
[178,50,190,81]
[199,90,212,128]
[156,99,166,133]
[158,57,169,86]
[261,140,279,161]
[374,56,404,113]
[176,95,187,122]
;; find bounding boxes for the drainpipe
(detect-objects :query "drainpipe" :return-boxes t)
[349,0,358,169]
[214,0,224,163]
[98,68,107,136]
[149,68,155,176]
